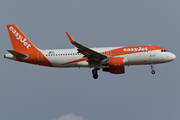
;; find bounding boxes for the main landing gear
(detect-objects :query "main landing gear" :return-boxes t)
[92,68,100,79]
[151,64,155,74]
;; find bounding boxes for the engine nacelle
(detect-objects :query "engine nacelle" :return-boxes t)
[102,57,125,74]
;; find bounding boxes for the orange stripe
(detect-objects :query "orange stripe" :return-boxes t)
[62,57,88,65]
[16,52,53,67]
[110,46,165,57]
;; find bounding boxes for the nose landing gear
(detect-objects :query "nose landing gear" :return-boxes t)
[151,70,155,74]
[92,68,100,79]
[151,64,155,74]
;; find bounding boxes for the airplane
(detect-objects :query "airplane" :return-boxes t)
[4,25,176,79]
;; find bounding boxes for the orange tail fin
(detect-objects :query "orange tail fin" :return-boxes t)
[7,25,37,54]
[6,25,53,67]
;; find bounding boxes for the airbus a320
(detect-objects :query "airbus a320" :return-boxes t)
[4,25,176,79]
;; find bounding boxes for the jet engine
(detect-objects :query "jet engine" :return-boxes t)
[102,57,126,74]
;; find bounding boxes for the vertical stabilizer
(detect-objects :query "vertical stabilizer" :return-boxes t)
[6,25,37,54]
[6,25,53,67]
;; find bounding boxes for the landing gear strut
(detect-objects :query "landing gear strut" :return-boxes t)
[92,68,100,79]
[151,64,155,74]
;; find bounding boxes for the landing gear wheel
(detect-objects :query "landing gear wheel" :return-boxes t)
[92,68,100,79]
[93,74,98,79]
[92,69,97,74]
[151,70,155,74]
[150,64,155,74]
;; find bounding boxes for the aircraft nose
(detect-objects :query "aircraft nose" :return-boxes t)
[169,53,176,61]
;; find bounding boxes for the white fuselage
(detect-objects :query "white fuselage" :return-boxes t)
[40,47,176,68]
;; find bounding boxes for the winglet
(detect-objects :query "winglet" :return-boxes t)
[66,32,75,42]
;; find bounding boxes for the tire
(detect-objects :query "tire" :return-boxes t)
[151,70,155,74]
[92,69,97,74]
[93,74,98,79]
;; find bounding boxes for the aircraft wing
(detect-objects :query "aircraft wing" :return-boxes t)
[66,32,107,61]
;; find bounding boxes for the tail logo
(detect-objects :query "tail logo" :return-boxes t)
[9,26,31,49]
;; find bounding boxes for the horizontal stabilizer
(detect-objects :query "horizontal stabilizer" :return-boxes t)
[7,50,28,59]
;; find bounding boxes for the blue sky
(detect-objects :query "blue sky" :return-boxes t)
[0,1,180,120]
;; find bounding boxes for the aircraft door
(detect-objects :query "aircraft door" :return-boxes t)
[150,47,155,57]
[37,51,43,61]
[150,47,156,63]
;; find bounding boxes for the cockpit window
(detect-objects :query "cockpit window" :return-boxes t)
[161,49,168,52]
